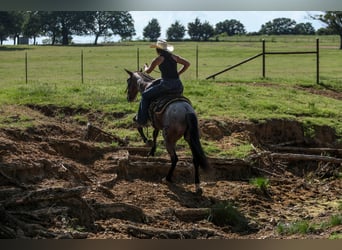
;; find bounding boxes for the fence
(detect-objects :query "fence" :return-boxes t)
[206,39,320,84]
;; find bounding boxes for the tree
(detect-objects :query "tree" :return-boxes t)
[86,11,135,44]
[259,17,296,35]
[187,18,202,41]
[86,11,113,45]
[40,11,90,45]
[215,19,246,36]
[293,22,315,35]
[315,11,342,49]
[188,18,214,41]
[40,12,62,45]
[143,18,161,41]
[0,11,12,45]
[8,11,25,45]
[109,11,135,41]
[166,21,186,41]
[22,11,42,44]
[201,21,215,41]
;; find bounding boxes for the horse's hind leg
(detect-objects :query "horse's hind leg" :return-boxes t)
[164,142,178,183]
[193,157,202,195]
[166,152,178,183]
[148,129,159,156]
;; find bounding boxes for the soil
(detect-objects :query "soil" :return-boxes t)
[0,100,341,239]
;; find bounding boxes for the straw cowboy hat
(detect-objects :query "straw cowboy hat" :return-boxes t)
[150,39,174,52]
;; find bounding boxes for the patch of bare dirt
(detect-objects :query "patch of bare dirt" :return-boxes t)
[0,105,341,239]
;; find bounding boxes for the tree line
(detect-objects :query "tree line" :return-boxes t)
[0,11,341,48]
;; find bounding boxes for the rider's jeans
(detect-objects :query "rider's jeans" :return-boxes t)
[137,78,183,125]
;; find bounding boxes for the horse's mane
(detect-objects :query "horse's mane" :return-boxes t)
[135,71,155,82]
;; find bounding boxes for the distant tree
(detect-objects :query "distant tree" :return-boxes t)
[86,11,135,44]
[260,17,296,35]
[40,12,62,45]
[314,11,342,49]
[316,27,336,35]
[293,22,315,35]
[22,11,42,44]
[215,19,246,36]
[201,21,215,41]
[109,11,135,41]
[0,11,12,44]
[187,18,202,41]
[8,11,25,45]
[40,11,90,45]
[188,18,214,41]
[166,21,186,41]
[143,18,161,41]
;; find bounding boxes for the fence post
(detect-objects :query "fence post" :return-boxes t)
[196,45,199,80]
[262,39,265,78]
[316,38,319,84]
[81,50,84,84]
[137,48,140,71]
[25,52,28,84]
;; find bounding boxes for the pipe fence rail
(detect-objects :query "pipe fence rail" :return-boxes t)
[206,39,320,84]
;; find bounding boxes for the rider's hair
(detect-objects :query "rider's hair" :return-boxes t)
[156,48,172,56]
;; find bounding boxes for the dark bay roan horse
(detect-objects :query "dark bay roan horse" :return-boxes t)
[125,69,209,194]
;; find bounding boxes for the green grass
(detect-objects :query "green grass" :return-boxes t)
[277,214,342,236]
[1,36,342,158]
[208,201,249,231]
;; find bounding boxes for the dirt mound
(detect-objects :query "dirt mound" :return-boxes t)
[0,105,341,239]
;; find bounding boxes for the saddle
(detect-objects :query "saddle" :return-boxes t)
[148,95,192,126]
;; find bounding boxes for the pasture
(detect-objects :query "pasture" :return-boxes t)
[0,35,341,239]
[1,35,342,141]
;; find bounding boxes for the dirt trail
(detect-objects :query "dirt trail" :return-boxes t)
[0,104,341,239]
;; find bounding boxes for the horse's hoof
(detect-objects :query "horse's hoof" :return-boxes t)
[195,188,203,196]
[162,177,172,185]
[146,140,154,147]
[195,184,203,195]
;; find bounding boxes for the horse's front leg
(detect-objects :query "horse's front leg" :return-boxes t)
[148,129,159,156]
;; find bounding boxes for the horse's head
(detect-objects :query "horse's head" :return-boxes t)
[125,69,155,102]
[125,69,139,102]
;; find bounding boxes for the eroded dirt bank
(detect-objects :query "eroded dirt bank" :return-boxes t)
[0,104,341,239]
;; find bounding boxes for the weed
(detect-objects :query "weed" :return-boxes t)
[277,220,315,235]
[250,177,270,196]
[208,201,249,232]
[329,214,342,227]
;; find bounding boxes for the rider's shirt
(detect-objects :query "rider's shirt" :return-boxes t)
[158,53,179,79]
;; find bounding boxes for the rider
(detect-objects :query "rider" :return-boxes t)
[134,39,190,126]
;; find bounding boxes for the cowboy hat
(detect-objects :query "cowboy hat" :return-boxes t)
[150,39,174,52]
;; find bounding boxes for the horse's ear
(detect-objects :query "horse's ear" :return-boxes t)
[125,69,133,76]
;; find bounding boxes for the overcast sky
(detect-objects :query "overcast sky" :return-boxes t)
[129,11,325,39]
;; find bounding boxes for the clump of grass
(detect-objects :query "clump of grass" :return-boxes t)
[277,214,342,236]
[250,177,270,196]
[277,220,315,235]
[329,214,342,227]
[208,201,249,232]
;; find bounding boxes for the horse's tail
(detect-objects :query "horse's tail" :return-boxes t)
[185,113,209,171]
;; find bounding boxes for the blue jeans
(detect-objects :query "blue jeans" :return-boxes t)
[137,78,183,125]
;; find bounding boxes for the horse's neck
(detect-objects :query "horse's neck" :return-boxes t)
[136,73,154,92]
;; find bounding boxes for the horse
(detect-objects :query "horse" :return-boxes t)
[125,69,209,194]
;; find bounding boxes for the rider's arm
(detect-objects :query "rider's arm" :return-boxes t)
[172,55,190,76]
[144,56,164,74]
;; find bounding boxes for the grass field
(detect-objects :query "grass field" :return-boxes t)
[0,35,341,142]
